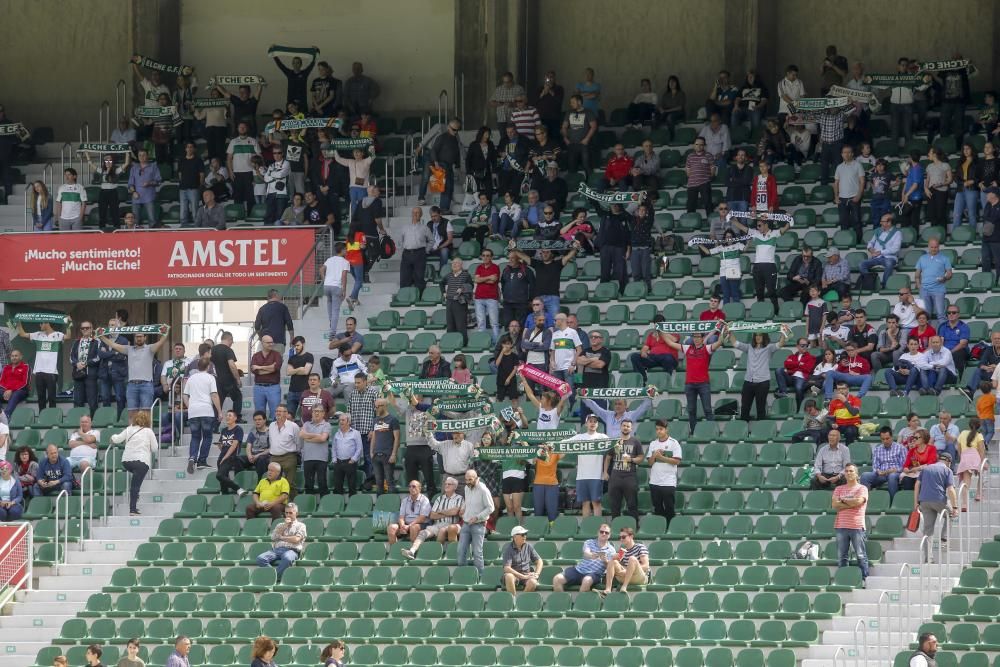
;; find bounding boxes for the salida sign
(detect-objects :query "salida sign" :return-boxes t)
[2,229,317,291]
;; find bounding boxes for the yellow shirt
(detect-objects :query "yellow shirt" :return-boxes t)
[254,476,290,503]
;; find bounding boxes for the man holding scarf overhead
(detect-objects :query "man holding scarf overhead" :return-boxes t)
[14,316,69,410]
[98,324,171,419]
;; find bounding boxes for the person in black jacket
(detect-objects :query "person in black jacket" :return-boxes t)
[271,47,317,107]
[466,127,498,201]
[430,119,462,212]
[725,149,754,213]
[539,163,568,216]
[498,125,530,199]
[597,203,632,295]
[931,58,971,145]
[500,252,535,328]
[70,322,101,417]
[981,188,1000,283]
[0,105,21,205]
[779,245,823,304]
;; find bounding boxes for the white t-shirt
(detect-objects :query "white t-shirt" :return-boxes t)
[749,229,781,264]
[183,371,219,419]
[323,256,352,288]
[992,365,1000,400]
[69,429,101,460]
[550,328,582,371]
[571,432,607,480]
[754,175,770,211]
[227,136,261,173]
[892,298,926,328]
[56,184,88,220]
[0,422,9,460]
[648,436,682,487]
[537,408,560,431]
[30,331,66,374]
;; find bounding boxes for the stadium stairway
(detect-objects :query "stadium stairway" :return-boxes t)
[0,444,208,667]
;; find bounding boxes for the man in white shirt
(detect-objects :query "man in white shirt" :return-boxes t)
[330,344,367,401]
[859,213,903,289]
[549,313,583,411]
[67,415,101,474]
[834,144,866,245]
[226,120,262,218]
[921,336,957,397]
[572,414,613,518]
[892,288,926,339]
[55,167,88,231]
[183,359,222,473]
[14,319,66,410]
[263,146,291,224]
[646,419,682,526]
[268,404,302,498]
[320,241,350,335]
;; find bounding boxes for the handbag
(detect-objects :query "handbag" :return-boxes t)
[428,166,446,194]
[906,509,921,533]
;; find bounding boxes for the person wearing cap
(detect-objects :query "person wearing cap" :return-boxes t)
[502,525,544,594]
[914,450,959,563]
[821,248,851,299]
[981,187,1000,283]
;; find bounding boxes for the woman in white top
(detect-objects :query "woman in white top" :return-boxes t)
[627,78,658,128]
[334,148,375,215]
[194,88,230,162]
[806,348,839,395]
[112,410,158,516]
[87,152,131,231]
[522,382,567,431]
[495,191,523,240]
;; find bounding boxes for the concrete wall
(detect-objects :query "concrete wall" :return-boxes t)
[531,0,728,117]
[180,0,456,118]
[0,0,132,140]
[770,0,996,96]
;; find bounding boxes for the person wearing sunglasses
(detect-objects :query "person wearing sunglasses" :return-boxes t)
[70,321,101,417]
[553,522,617,593]
[602,527,650,595]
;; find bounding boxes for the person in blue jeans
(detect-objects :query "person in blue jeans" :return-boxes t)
[921,337,957,396]
[457,469,495,574]
[885,338,929,396]
[832,464,869,582]
[951,142,979,232]
[256,502,305,582]
[914,238,953,323]
[859,213,902,289]
[859,427,908,501]
[823,343,873,399]
[184,359,222,471]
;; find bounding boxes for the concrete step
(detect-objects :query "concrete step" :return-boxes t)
[101,511,184,527]
[64,547,138,564]
[0,614,76,629]
[38,563,120,578]
[90,525,160,540]
[12,590,94,605]
[0,639,61,662]
[36,575,103,591]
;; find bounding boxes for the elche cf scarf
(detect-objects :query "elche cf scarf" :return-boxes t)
[790,97,852,114]
[267,44,320,59]
[96,324,170,336]
[726,321,791,336]
[77,143,131,155]
[209,75,266,86]
[11,312,71,325]
[725,210,794,226]
[654,321,722,335]
[827,85,881,113]
[511,428,577,444]
[265,117,342,134]
[515,239,573,251]
[132,55,194,77]
[688,235,753,247]
[0,123,29,139]
[320,138,376,156]
[426,415,502,434]
[477,434,622,462]
[577,184,645,205]
[192,98,230,109]
[383,379,480,397]
[578,386,657,399]
[431,397,492,415]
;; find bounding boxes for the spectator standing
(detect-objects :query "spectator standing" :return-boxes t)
[603,420,644,522]
[182,359,221,472]
[536,70,565,138]
[370,398,400,495]
[684,137,715,216]
[215,410,248,497]
[266,405,301,498]
[442,258,474,346]
[596,203,632,294]
[428,121,462,213]
[664,329,725,431]
[812,429,851,489]
[177,142,204,228]
[472,247,502,344]
[348,374,380,488]
[834,145,866,244]
[726,149,754,212]
[914,452,959,563]
[165,636,192,667]
[490,72,526,128]
[924,148,953,227]
[699,114,731,170]
[952,143,980,231]
[331,413,363,496]
[730,328,787,422]
[250,336,283,420]
[887,58,914,146]
[510,96,540,138]
[226,121,262,218]
[956,419,985,509]
[70,321,100,417]
[466,131,499,204]
[112,411,158,515]
[55,168,88,231]
[776,65,805,120]
[209,332,243,421]
[575,67,602,116]
[898,152,925,230]
[254,290,294,355]
[343,61,380,115]
[299,404,332,495]
[933,61,971,144]
[817,106,853,186]
[457,469,495,574]
[499,251,534,328]
[562,94,598,175]
[861,427,908,500]
[982,188,1000,283]
[399,208,433,293]
[832,463,869,582]
[914,238,953,323]
[256,502,306,582]
[647,420,682,526]
[271,48,316,107]
[97,328,169,420]
[730,215,791,313]
[284,336,313,420]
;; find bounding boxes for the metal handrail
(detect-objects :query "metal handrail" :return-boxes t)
[99,101,111,143]
[79,466,94,549]
[897,563,911,643]
[23,185,29,232]
[150,398,162,471]
[166,374,184,456]
[834,647,847,667]
[79,122,91,183]
[957,482,969,567]
[114,79,127,128]
[279,230,329,318]
[60,142,75,176]
[0,522,33,608]
[42,162,54,195]
[103,447,117,521]
[438,89,449,127]
[53,489,69,567]
[876,590,889,662]
[852,618,867,667]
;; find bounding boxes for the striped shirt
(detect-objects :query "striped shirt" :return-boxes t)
[685,151,715,188]
[871,442,907,474]
[833,483,867,530]
[576,539,617,575]
[429,492,464,527]
[621,542,649,567]
[443,270,473,303]
[510,106,540,137]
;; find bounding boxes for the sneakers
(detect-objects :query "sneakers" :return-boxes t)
[401,549,415,560]
[775,392,788,399]
[187,460,195,474]
[196,461,212,470]
[809,386,820,396]
[417,199,426,206]
[960,387,975,401]
[237,488,247,498]
[130,510,141,516]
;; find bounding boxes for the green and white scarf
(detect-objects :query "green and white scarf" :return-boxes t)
[791,97,851,113]
[863,73,923,88]
[549,436,620,456]
[919,59,977,75]
[477,444,542,462]
[515,239,573,251]
[77,143,131,154]
[134,105,177,119]
[654,321,721,335]
[320,138,375,156]
[511,428,577,444]
[11,312,71,325]
[726,210,795,226]
[577,184,645,205]
[265,117,342,134]
[96,324,170,336]
[726,321,790,336]
[209,75,266,87]
[827,85,881,113]
[132,55,194,76]
[0,123,28,139]
[267,44,320,58]
[688,235,753,247]
[427,415,502,434]
[384,379,479,397]
[431,397,492,415]
[577,386,657,399]
[192,97,230,109]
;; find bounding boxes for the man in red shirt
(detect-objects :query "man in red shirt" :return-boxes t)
[630,315,679,381]
[250,335,284,420]
[776,337,817,407]
[827,380,863,443]
[603,143,634,190]
[0,349,30,419]
[823,342,872,400]
[664,324,728,430]
[473,248,502,344]
[698,296,727,344]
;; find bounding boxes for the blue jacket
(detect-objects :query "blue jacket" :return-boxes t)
[0,475,23,506]
[37,456,73,487]
[70,338,101,375]
[31,197,54,230]
[98,336,128,381]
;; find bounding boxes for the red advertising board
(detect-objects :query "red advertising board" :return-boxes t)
[1,229,317,291]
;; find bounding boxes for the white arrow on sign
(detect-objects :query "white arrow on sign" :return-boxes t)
[97,289,126,299]
[196,287,224,297]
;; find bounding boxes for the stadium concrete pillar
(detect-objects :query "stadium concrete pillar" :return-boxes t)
[131,0,182,109]
[454,0,529,128]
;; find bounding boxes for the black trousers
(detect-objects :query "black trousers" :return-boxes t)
[600,246,628,294]
[206,127,228,162]
[752,262,779,311]
[332,459,358,495]
[927,190,948,226]
[399,249,428,291]
[216,456,247,494]
[404,444,437,498]
[73,372,99,416]
[35,372,58,410]
[819,140,842,185]
[686,182,713,217]
[500,302,530,331]
[608,473,639,521]
[446,300,469,346]
[779,280,811,305]
[303,459,330,495]
[565,143,592,175]
[650,484,676,527]
[218,384,243,420]
[232,172,255,216]
[98,189,120,229]
[122,460,149,513]
[0,155,12,204]
[740,380,770,421]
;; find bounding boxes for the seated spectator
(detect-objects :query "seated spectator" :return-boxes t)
[791,399,830,445]
[846,309,878,363]
[603,144,633,190]
[33,445,72,497]
[326,317,365,356]
[603,526,650,594]
[776,337,817,407]
[501,525,544,595]
[823,343,872,399]
[242,411,272,480]
[860,426,908,500]
[963,331,1000,401]
[331,413,363,496]
[631,140,660,192]
[245,462,290,520]
[859,213,902,289]
[67,415,100,475]
[892,288,926,339]
[812,429,851,489]
[14,446,38,499]
[887,338,930,396]
[929,411,960,469]
[560,208,596,254]
[898,413,922,449]
[216,410,248,497]
[387,480,432,545]
[922,336,957,396]
[901,428,937,490]
[256,502,306,582]
[420,345,452,380]
[519,190,545,234]
[0,420,7,462]
[0,460,24,521]
[821,248,851,299]
[780,246,823,304]
[83,644,102,667]
[827,381,862,443]
[553,522,617,592]
[630,315,679,381]
[910,312,936,352]
[836,294,855,325]
[0,349,30,418]
[464,192,497,245]
[938,308,970,376]
[538,164,568,217]
[194,189,226,230]
[402,477,464,559]
[807,348,839,395]
[429,431,476,485]
[251,636,278,667]
[699,113,731,169]
[329,344,367,400]
[871,315,905,374]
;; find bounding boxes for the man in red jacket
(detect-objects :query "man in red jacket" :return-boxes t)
[775,337,817,407]
[0,349,30,419]
[603,143,634,190]
[823,342,872,400]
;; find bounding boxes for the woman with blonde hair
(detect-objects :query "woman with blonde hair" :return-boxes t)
[111,410,158,516]
[29,180,54,231]
[320,641,346,667]
[251,636,279,667]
